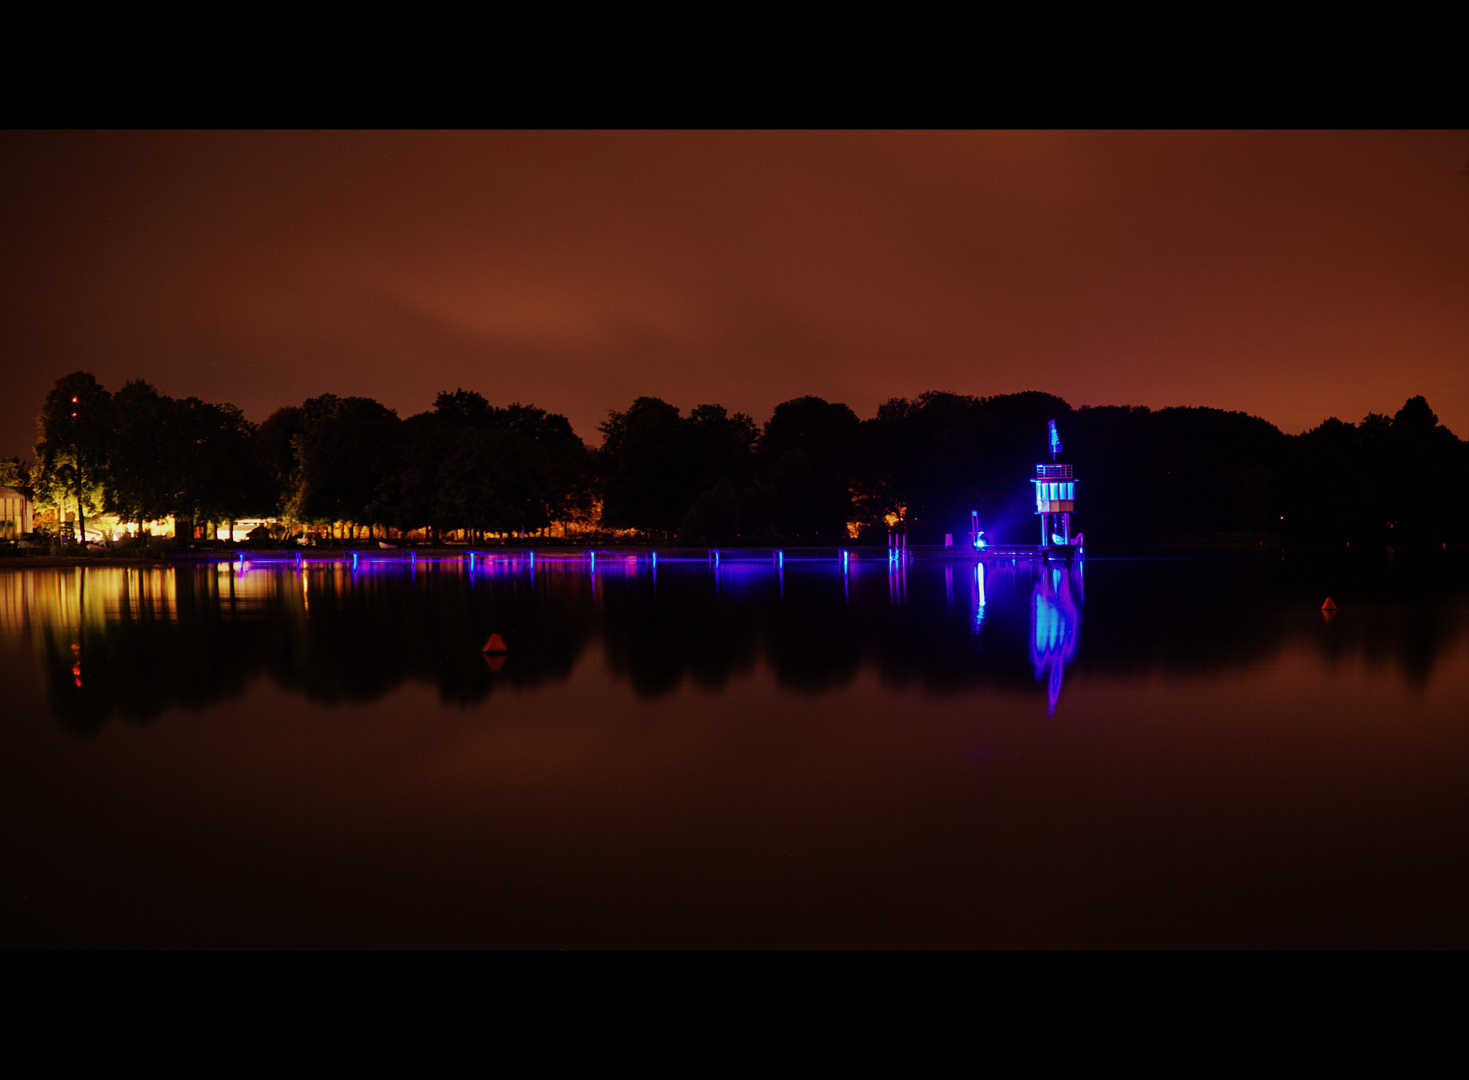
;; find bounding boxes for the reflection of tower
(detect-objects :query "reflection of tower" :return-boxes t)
[1032,419,1078,547]
[1030,561,1082,714]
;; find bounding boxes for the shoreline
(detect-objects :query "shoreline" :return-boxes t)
[0,556,177,570]
[2,544,1442,570]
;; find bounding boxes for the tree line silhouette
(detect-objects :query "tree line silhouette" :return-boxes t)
[13,371,1468,549]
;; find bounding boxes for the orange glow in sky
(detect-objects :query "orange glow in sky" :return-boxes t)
[2,130,1465,457]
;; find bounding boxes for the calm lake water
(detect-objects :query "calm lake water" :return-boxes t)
[3,551,1467,948]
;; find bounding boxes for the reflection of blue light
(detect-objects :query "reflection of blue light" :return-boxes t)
[651,551,657,568]
[351,552,359,571]
[974,563,986,631]
[1030,565,1080,715]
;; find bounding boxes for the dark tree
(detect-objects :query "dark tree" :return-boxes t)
[105,380,177,533]
[437,426,542,537]
[685,404,758,492]
[678,404,758,540]
[598,397,690,537]
[371,393,590,541]
[757,395,860,541]
[256,406,306,519]
[172,398,268,540]
[435,403,592,538]
[379,410,458,540]
[431,388,494,428]
[33,372,112,541]
[291,395,402,539]
[506,404,594,530]
[1382,396,1467,547]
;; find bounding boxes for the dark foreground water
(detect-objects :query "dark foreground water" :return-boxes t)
[2,551,1466,948]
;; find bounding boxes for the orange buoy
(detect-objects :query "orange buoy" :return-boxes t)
[1321,598,1337,611]
[483,633,508,653]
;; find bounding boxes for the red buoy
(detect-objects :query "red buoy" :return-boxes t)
[1321,598,1337,611]
[483,633,508,653]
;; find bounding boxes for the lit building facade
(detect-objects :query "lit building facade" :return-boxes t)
[0,486,33,539]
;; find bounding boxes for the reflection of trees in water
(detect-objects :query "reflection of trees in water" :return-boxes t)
[35,563,593,733]
[23,554,1469,732]
[38,568,274,734]
[1306,581,1466,689]
[256,562,593,707]
[598,560,1042,697]
[1075,555,1469,689]
[599,570,762,697]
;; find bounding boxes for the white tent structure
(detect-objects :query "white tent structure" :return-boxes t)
[0,486,33,539]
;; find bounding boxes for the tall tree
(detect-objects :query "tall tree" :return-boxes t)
[598,398,690,536]
[256,406,305,521]
[175,399,268,539]
[105,380,176,533]
[686,405,758,493]
[760,396,860,540]
[33,372,112,542]
[432,400,591,538]
[291,395,402,539]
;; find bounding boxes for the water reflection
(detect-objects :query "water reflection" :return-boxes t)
[3,553,1467,732]
[1031,562,1083,714]
[974,562,986,631]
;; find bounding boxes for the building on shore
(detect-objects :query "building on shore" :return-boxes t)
[1,486,34,539]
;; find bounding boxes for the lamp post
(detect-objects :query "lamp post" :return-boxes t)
[70,394,85,545]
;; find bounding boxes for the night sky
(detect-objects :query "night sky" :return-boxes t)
[2,130,1465,461]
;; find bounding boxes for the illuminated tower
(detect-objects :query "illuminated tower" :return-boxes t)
[1032,419,1078,547]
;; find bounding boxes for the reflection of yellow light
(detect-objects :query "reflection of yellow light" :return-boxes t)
[1,567,190,648]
